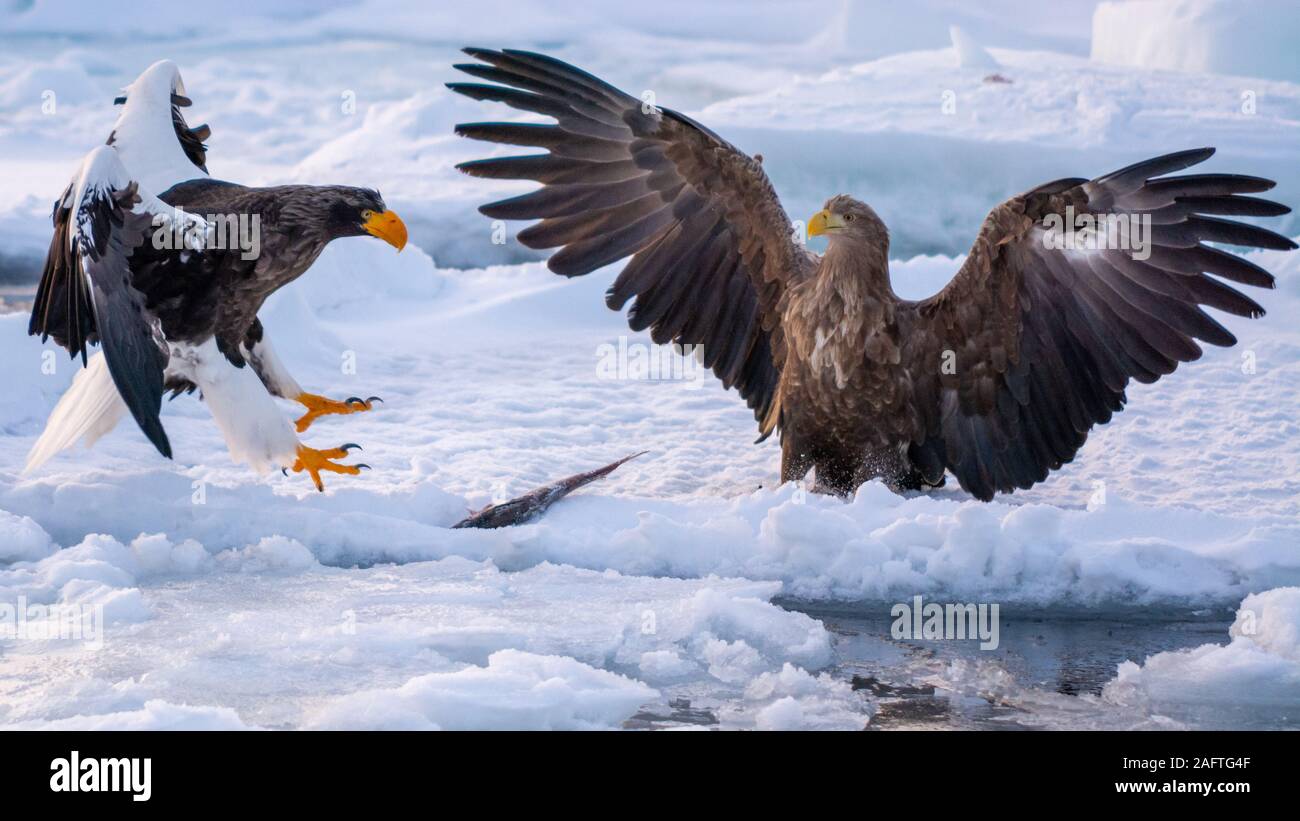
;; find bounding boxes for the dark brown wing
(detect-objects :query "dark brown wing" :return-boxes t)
[900,148,1294,500]
[449,48,814,435]
[30,182,94,362]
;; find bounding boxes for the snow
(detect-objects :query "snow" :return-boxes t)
[949,26,1000,70]
[1092,0,1300,83]
[1102,588,1300,728]
[2,0,1299,730]
[0,509,55,563]
[1,527,845,729]
[309,650,657,731]
[5,700,253,731]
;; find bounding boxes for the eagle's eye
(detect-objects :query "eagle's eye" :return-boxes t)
[844,213,855,222]
[361,209,375,220]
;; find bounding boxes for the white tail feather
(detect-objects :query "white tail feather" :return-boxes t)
[24,352,127,474]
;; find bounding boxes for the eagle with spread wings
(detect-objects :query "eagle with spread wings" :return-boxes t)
[450,48,1295,501]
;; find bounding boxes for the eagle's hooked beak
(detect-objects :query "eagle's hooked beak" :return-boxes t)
[363,209,408,251]
[807,209,844,238]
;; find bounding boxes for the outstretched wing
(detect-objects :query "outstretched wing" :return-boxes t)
[30,146,208,459]
[900,148,1295,500]
[449,48,814,435]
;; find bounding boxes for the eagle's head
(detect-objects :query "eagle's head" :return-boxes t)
[323,187,408,251]
[807,195,888,250]
[114,59,190,109]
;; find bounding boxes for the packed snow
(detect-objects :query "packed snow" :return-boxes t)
[1092,0,1300,83]
[1,0,1298,729]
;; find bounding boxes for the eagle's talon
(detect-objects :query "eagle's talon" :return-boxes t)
[290,443,369,492]
[340,442,362,453]
[294,392,380,432]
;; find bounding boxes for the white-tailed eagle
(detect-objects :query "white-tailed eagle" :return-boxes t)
[450,49,1295,500]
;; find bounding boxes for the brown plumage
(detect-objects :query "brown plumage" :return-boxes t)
[450,49,1295,501]
[30,176,405,458]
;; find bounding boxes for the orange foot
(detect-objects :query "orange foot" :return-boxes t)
[289,443,369,492]
[294,393,382,433]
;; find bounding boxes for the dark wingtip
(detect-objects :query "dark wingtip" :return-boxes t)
[149,428,173,460]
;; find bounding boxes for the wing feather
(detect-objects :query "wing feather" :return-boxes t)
[903,148,1293,499]
[450,49,812,430]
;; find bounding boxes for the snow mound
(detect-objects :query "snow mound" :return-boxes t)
[950,26,1000,70]
[0,509,54,563]
[1102,588,1300,727]
[310,649,657,730]
[746,664,865,730]
[1092,0,1300,83]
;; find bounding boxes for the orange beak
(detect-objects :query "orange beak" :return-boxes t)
[363,209,408,251]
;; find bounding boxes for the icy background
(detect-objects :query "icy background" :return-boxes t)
[1,0,1298,729]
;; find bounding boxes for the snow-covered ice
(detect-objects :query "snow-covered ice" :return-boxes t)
[1,0,1298,730]
[1092,0,1300,83]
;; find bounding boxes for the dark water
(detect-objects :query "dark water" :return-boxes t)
[798,602,1299,730]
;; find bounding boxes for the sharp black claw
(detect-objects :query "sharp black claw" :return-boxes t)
[345,396,365,407]
[356,464,371,471]
[340,443,362,453]
[368,396,383,404]
[282,468,288,476]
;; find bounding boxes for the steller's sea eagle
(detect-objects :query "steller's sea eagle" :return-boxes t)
[26,61,408,491]
[449,49,1296,501]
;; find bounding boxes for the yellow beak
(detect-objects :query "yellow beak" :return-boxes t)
[363,209,408,251]
[807,209,843,238]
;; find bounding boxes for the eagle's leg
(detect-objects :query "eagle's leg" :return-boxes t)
[889,470,946,492]
[811,454,861,498]
[294,393,382,433]
[291,443,370,492]
[780,433,815,485]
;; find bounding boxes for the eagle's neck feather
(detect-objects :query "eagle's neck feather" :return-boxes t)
[787,240,899,387]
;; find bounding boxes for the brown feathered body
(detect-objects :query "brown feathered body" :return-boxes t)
[776,218,920,491]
